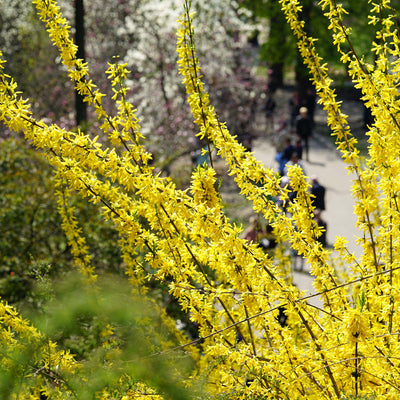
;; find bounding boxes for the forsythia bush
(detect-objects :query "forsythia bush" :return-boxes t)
[1,0,400,399]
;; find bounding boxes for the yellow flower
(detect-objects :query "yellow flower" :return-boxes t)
[345,309,367,342]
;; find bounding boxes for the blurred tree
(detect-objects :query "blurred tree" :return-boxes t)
[0,0,74,134]
[74,0,87,127]
[0,0,265,171]
[239,0,376,97]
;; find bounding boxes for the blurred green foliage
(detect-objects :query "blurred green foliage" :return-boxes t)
[1,272,195,400]
[0,138,199,344]
[0,138,122,306]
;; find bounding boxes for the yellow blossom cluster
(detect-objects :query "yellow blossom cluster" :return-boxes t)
[0,299,78,398]
[1,0,400,398]
[54,172,96,280]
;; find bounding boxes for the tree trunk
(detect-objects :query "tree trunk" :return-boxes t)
[75,0,87,128]
[266,1,287,91]
[268,62,284,93]
[295,1,314,100]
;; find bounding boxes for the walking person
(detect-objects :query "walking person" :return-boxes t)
[303,88,317,126]
[277,137,295,176]
[293,138,303,161]
[310,176,326,212]
[243,215,263,244]
[263,91,276,135]
[283,152,306,177]
[289,91,300,130]
[296,107,313,161]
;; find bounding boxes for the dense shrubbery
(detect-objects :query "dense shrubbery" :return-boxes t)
[0,139,123,304]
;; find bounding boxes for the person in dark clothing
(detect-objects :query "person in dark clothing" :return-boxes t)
[363,104,374,129]
[303,88,316,125]
[294,138,303,161]
[259,224,277,251]
[264,91,276,134]
[278,138,295,176]
[311,176,326,211]
[277,306,288,327]
[289,91,301,129]
[296,106,313,161]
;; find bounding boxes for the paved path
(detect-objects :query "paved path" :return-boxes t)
[251,119,363,305]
